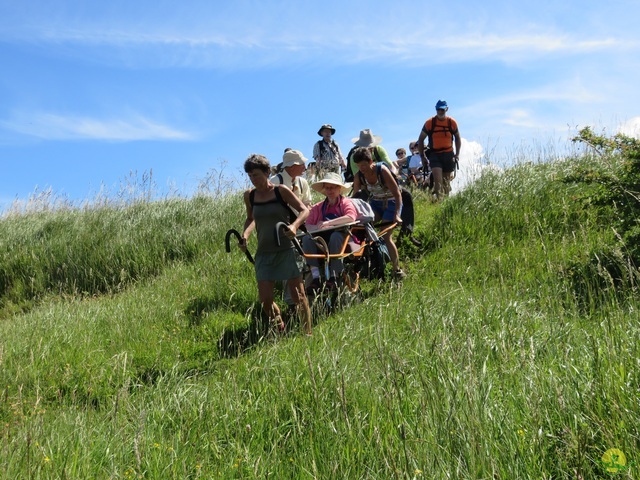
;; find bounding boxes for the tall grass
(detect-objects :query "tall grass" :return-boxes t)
[1,152,638,478]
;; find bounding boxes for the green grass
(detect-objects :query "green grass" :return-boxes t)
[1,153,639,478]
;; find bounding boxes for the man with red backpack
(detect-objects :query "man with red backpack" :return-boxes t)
[417,100,461,200]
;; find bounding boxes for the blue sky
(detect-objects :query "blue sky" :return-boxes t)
[1,0,639,212]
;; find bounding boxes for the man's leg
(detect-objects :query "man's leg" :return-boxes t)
[443,172,454,196]
[431,167,444,200]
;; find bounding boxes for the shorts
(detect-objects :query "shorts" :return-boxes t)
[369,198,401,223]
[255,248,301,281]
[429,151,456,173]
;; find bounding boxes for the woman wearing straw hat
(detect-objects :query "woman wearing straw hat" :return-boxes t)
[302,172,358,294]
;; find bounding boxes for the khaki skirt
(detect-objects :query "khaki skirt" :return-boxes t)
[254,248,301,282]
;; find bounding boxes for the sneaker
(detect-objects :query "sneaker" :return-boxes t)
[393,268,407,279]
[306,277,322,296]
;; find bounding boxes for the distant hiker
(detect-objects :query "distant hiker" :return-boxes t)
[305,161,318,184]
[313,124,347,177]
[240,154,312,335]
[270,149,312,207]
[346,129,398,182]
[417,100,461,200]
[351,147,406,279]
[303,172,357,295]
[407,141,427,188]
[394,147,409,184]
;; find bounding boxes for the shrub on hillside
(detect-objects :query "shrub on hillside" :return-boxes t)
[564,128,640,301]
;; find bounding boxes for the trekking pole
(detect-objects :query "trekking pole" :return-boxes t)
[274,222,305,256]
[225,229,254,264]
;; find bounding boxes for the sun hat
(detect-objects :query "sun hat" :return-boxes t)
[282,149,308,168]
[435,100,448,110]
[311,171,352,194]
[317,124,336,136]
[351,129,382,147]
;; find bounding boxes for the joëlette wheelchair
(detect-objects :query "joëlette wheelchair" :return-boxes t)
[274,219,398,294]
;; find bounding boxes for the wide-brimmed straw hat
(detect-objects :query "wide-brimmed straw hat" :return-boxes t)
[282,149,308,168]
[311,172,352,195]
[351,128,382,147]
[317,124,336,136]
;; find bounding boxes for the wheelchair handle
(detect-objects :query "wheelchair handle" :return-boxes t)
[225,229,254,264]
[274,222,305,256]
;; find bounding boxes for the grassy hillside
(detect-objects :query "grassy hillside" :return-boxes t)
[1,142,639,478]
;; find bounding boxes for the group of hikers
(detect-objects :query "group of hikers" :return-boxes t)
[237,100,462,336]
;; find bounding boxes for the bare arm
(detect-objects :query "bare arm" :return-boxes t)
[279,185,309,236]
[240,190,255,248]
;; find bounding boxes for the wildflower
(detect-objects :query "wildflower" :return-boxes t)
[517,429,525,436]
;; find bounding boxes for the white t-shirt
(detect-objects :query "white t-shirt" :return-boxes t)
[408,154,422,172]
[269,169,312,206]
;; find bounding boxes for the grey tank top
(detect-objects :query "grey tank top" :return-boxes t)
[253,196,293,254]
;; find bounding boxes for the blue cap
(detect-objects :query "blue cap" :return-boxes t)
[435,100,448,110]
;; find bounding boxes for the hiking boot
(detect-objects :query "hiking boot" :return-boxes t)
[306,278,322,297]
[409,236,422,247]
[393,268,407,279]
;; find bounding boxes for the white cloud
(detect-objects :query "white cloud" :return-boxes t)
[618,117,640,138]
[1,112,195,141]
[451,139,498,194]
[3,17,633,69]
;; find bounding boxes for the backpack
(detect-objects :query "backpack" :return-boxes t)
[424,116,456,154]
[274,173,301,192]
[349,197,375,223]
[344,146,358,183]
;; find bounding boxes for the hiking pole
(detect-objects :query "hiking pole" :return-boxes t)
[225,229,254,264]
[274,222,305,256]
